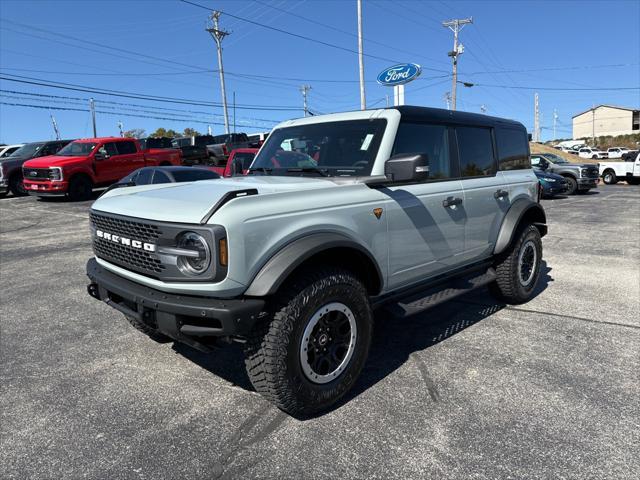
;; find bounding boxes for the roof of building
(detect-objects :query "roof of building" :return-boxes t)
[572,105,639,118]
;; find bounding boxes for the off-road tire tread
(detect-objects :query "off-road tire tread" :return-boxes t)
[490,224,542,304]
[243,267,371,416]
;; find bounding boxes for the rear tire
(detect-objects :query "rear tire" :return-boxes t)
[490,224,542,304]
[602,170,617,185]
[564,176,578,195]
[125,315,171,343]
[243,267,372,417]
[67,176,93,201]
[9,174,27,197]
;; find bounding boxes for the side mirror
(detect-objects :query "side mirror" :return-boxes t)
[384,153,429,183]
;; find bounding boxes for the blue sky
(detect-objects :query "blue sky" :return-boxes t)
[0,0,638,144]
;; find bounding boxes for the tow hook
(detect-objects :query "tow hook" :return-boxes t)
[87,283,100,299]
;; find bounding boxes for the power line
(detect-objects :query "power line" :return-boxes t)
[179,0,448,70]
[0,74,303,110]
[460,81,640,91]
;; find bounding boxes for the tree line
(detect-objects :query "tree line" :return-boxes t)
[123,127,204,139]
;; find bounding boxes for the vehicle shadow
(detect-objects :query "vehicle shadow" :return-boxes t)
[36,191,102,203]
[173,262,553,417]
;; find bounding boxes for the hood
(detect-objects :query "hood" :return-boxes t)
[91,175,338,224]
[23,154,90,168]
[535,170,565,181]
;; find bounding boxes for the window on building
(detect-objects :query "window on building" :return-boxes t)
[456,127,496,177]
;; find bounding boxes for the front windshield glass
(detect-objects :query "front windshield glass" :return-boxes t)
[8,142,45,158]
[250,119,387,177]
[56,142,97,156]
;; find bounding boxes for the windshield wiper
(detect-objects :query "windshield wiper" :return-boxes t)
[286,167,329,177]
[248,167,272,175]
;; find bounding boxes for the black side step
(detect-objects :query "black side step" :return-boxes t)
[385,268,496,318]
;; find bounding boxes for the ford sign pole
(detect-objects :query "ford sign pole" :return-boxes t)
[376,64,422,106]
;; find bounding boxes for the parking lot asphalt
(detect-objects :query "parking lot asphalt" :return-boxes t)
[1,185,639,479]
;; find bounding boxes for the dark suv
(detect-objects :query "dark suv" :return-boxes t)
[0,140,72,196]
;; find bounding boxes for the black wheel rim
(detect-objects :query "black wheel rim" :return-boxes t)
[518,240,537,287]
[300,302,357,384]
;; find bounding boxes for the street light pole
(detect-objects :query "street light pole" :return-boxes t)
[357,0,366,110]
[207,11,231,134]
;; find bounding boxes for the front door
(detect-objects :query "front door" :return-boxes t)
[385,122,466,290]
[454,126,509,261]
[94,142,121,183]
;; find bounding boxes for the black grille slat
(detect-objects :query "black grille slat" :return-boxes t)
[23,168,50,180]
[90,212,165,276]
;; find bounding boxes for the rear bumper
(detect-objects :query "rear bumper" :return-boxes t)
[86,258,265,348]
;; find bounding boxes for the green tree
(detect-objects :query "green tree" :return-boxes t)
[123,128,146,139]
[150,128,168,138]
[183,128,201,137]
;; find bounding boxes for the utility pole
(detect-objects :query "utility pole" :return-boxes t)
[233,91,236,133]
[117,121,124,137]
[50,114,60,140]
[444,92,451,110]
[300,85,311,117]
[553,109,558,140]
[357,0,366,110]
[533,93,540,142]
[591,105,595,144]
[89,98,97,137]
[207,11,230,134]
[442,17,472,111]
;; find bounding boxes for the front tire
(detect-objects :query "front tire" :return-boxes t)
[490,224,542,304]
[244,267,373,417]
[67,176,93,201]
[9,174,27,196]
[602,170,617,185]
[564,176,578,195]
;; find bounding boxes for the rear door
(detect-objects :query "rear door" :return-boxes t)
[455,126,509,262]
[385,122,465,289]
[115,140,143,174]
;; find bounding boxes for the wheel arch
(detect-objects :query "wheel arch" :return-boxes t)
[244,233,383,297]
[494,198,547,255]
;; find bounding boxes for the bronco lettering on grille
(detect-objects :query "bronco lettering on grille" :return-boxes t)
[96,229,156,252]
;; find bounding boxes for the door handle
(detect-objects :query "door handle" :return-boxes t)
[442,196,463,208]
[494,189,509,199]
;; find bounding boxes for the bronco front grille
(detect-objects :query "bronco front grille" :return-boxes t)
[90,212,165,276]
[23,168,51,180]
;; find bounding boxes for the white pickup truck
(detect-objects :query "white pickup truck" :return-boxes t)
[606,147,629,159]
[599,151,640,185]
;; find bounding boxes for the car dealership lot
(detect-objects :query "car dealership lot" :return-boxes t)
[1,186,638,479]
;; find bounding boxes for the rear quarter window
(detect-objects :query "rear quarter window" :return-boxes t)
[495,127,530,170]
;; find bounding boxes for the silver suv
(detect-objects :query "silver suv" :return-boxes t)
[86,106,547,416]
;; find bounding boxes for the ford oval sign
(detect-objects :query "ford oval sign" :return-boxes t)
[377,63,422,86]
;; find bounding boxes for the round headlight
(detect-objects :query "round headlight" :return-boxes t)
[176,232,211,276]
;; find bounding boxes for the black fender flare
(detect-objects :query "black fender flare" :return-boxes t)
[244,232,383,297]
[494,198,547,255]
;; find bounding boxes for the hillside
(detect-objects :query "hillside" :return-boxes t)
[530,142,599,164]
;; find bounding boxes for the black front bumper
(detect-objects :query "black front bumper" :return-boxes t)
[578,178,598,190]
[86,258,265,349]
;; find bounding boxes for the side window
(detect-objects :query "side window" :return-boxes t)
[495,127,530,170]
[456,126,496,177]
[136,169,153,184]
[116,141,137,155]
[392,123,451,180]
[102,143,119,157]
[151,171,171,184]
[39,144,58,156]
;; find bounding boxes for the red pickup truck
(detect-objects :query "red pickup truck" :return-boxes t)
[208,148,258,177]
[22,137,182,200]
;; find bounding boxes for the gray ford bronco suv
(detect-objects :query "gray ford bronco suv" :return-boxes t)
[87,106,546,416]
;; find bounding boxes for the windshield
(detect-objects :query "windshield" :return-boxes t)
[56,142,97,156]
[250,119,387,177]
[8,142,45,158]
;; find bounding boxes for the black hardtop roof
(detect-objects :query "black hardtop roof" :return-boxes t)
[389,105,525,130]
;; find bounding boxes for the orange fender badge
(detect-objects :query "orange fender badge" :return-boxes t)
[373,208,383,219]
